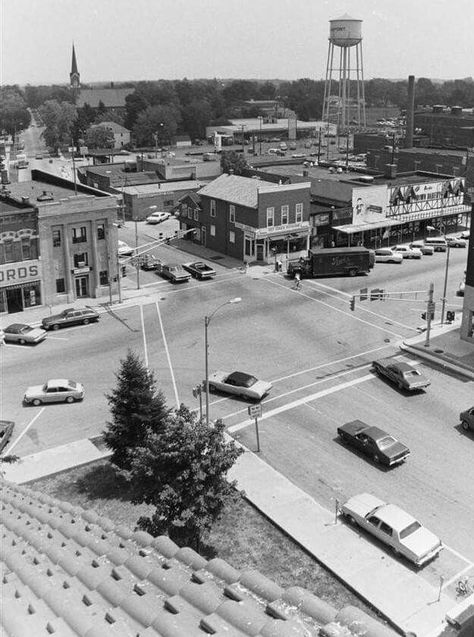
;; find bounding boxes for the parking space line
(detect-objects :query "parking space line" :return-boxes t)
[154,301,180,408]
[140,304,148,368]
[6,408,45,454]
[264,278,404,338]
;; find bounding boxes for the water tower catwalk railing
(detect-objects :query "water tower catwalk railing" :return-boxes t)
[322,15,367,131]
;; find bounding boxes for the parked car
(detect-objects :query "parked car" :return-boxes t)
[340,493,443,567]
[458,231,470,240]
[0,420,15,454]
[460,406,474,432]
[41,307,100,331]
[292,153,306,158]
[446,237,467,248]
[23,379,85,406]
[409,241,434,255]
[424,237,447,252]
[372,359,430,391]
[145,211,170,224]
[140,255,162,271]
[183,261,216,279]
[393,245,422,259]
[207,371,272,401]
[337,421,410,466]
[118,240,134,257]
[3,323,46,345]
[374,248,403,264]
[156,263,191,283]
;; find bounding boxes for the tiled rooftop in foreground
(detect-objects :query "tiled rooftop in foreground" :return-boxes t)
[0,479,396,636]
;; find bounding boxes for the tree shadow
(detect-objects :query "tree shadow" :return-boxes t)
[74,462,135,502]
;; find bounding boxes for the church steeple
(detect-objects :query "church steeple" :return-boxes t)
[70,44,80,89]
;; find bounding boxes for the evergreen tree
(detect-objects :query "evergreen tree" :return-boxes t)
[103,350,169,469]
[220,150,248,176]
[127,404,243,549]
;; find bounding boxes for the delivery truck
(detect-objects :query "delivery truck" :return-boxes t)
[287,247,374,279]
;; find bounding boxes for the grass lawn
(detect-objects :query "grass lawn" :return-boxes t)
[31,459,384,622]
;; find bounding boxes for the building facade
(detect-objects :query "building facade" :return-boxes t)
[177,174,311,263]
[1,185,119,314]
[461,226,474,343]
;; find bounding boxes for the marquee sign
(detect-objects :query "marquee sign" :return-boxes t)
[0,260,42,286]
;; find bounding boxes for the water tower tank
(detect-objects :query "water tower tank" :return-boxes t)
[329,14,362,47]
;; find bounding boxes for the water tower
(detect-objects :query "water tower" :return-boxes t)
[322,14,366,130]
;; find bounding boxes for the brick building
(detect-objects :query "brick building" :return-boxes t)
[177,174,311,263]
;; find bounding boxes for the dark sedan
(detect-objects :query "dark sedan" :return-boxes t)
[337,420,410,466]
[3,323,46,344]
[0,420,15,454]
[183,261,216,280]
[41,307,100,331]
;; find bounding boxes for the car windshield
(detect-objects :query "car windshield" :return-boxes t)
[399,521,422,538]
[405,370,421,377]
[68,381,78,388]
[21,326,33,333]
[377,435,396,450]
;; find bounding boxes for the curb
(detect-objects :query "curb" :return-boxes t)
[400,342,474,380]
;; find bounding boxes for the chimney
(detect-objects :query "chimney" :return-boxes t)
[406,75,415,148]
[385,164,397,179]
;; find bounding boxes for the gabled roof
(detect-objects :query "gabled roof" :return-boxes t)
[198,174,267,208]
[0,479,391,636]
[91,121,130,134]
[77,88,133,108]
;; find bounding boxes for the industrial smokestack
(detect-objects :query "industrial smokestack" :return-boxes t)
[406,75,415,148]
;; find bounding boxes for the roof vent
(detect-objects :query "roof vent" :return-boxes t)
[37,190,54,201]
[21,196,30,204]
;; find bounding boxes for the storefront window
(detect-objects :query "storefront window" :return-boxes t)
[22,283,41,308]
[0,290,6,313]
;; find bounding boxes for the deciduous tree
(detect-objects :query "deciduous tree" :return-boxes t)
[127,405,243,549]
[103,350,169,469]
[85,125,114,149]
[39,99,77,149]
[220,150,248,176]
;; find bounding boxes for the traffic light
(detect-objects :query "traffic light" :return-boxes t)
[350,296,356,311]
[360,287,368,301]
[421,312,427,320]
[446,310,455,322]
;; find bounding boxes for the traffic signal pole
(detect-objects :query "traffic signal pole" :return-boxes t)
[424,282,434,348]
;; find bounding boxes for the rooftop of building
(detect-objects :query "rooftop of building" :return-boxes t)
[0,478,390,637]
[76,87,134,108]
[5,172,115,205]
[90,121,130,134]
[122,180,203,196]
[198,173,310,208]
[209,118,334,134]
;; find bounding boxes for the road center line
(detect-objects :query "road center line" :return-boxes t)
[264,278,404,338]
[6,407,45,454]
[228,374,373,433]
[140,304,148,368]
[154,301,180,408]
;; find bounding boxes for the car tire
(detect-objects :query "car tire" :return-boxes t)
[52,324,59,331]
[19,338,26,345]
[209,384,216,393]
[398,381,404,391]
[373,454,380,464]
[348,268,357,277]
[345,513,357,526]
[83,318,90,325]
[340,433,349,444]
[462,420,470,431]
[66,396,74,404]
[32,399,42,406]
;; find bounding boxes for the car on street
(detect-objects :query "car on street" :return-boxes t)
[393,245,422,259]
[460,406,474,432]
[409,241,434,255]
[292,153,306,158]
[41,307,100,330]
[145,211,171,224]
[458,231,470,239]
[0,420,15,454]
[23,379,85,406]
[140,255,162,271]
[3,323,47,345]
[156,263,191,283]
[340,493,443,567]
[337,421,410,466]
[372,358,431,391]
[446,237,467,248]
[183,261,216,279]
[374,248,403,264]
[118,240,134,257]
[207,371,272,401]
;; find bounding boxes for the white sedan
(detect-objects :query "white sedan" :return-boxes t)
[146,211,170,224]
[341,493,442,567]
[374,248,403,264]
[393,245,422,259]
[24,379,85,406]
[207,371,272,401]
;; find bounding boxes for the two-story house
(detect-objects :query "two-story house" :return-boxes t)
[177,174,311,264]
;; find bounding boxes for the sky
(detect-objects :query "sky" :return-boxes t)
[2,0,473,86]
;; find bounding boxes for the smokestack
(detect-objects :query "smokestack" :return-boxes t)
[406,75,415,148]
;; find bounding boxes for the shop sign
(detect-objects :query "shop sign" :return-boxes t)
[73,267,91,275]
[254,221,309,239]
[0,260,41,286]
[313,213,330,226]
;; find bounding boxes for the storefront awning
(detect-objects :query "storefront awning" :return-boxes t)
[333,219,401,235]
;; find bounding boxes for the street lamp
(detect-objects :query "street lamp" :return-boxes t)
[204,297,242,426]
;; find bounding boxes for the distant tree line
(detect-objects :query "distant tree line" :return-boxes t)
[3,77,473,150]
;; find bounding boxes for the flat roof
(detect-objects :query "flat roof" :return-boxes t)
[122,180,203,195]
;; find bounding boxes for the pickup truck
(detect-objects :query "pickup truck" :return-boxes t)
[156,263,191,283]
[372,358,430,392]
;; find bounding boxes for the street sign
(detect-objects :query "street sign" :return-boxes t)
[248,404,262,419]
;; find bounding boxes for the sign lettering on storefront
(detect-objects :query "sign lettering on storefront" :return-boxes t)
[0,260,41,286]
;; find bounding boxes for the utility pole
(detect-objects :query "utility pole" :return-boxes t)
[424,282,434,348]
